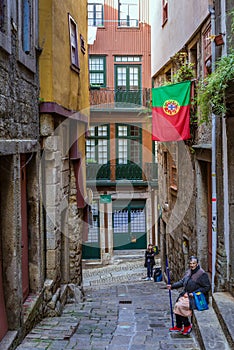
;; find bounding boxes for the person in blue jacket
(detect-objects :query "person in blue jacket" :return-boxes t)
[144,244,155,280]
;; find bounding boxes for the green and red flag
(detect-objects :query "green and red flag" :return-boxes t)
[152,81,191,141]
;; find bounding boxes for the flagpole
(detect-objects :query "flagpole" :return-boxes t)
[166,255,174,327]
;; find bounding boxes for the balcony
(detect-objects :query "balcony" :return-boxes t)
[89,88,151,111]
[86,162,158,187]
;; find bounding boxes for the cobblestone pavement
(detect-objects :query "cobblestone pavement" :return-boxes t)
[16,279,201,350]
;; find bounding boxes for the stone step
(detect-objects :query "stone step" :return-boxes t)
[83,268,146,287]
[83,260,144,278]
[113,249,145,260]
[212,292,234,348]
[113,249,145,256]
[193,297,230,350]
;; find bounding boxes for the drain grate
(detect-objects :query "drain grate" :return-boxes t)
[119,300,132,304]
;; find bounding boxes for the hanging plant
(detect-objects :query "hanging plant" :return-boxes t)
[197,9,234,122]
[197,51,234,121]
[172,63,195,83]
[170,52,195,83]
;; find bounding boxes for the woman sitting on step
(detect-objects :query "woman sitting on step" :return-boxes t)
[167,256,211,336]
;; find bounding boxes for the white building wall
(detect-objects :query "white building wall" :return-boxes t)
[151,0,210,76]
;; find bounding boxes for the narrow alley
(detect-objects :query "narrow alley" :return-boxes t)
[14,260,201,350]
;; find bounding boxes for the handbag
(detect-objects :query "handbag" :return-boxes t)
[193,291,209,311]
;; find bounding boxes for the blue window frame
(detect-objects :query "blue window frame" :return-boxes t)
[22,0,31,54]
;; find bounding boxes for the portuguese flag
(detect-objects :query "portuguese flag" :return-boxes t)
[152,81,191,141]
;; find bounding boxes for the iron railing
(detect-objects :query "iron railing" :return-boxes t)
[89,88,151,109]
[86,162,158,182]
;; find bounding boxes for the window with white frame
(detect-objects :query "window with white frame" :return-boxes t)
[118,0,139,27]
[86,125,109,164]
[116,124,141,165]
[68,14,80,70]
[115,56,141,62]
[87,200,99,243]
[88,0,104,27]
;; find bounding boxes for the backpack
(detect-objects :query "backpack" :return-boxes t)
[153,267,162,282]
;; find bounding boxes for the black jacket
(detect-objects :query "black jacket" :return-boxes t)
[171,265,211,309]
[144,249,155,267]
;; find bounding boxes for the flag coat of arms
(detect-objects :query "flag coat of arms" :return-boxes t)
[152,81,191,141]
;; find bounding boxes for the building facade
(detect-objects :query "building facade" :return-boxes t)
[85,0,158,263]
[0,0,41,344]
[39,0,89,308]
[0,0,89,348]
[214,0,234,296]
[151,0,234,298]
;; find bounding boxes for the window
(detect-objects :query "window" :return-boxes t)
[162,0,168,26]
[189,43,198,79]
[118,0,139,27]
[115,64,141,104]
[80,34,86,54]
[168,142,177,191]
[89,56,106,87]
[0,0,11,54]
[86,125,109,164]
[165,68,172,83]
[116,124,141,165]
[0,0,5,32]
[88,0,104,27]
[203,25,212,76]
[113,200,146,245]
[87,201,99,243]
[153,141,158,163]
[68,14,79,70]
[115,56,141,62]
[22,0,31,54]
[17,0,37,71]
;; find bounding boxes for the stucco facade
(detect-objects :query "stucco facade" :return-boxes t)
[151,0,210,77]
[39,0,89,300]
[151,0,234,299]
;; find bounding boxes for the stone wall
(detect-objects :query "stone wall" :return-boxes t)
[0,42,39,142]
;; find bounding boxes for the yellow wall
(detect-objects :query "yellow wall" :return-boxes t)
[39,0,89,112]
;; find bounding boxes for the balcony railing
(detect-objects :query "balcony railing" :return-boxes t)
[86,162,158,183]
[116,163,142,180]
[86,163,110,180]
[89,88,151,109]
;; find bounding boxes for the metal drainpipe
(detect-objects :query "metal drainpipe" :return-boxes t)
[210,6,217,294]
[221,1,229,281]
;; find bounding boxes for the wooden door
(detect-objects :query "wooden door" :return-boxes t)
[207,163,212,274]
[21,155,29,301]
[0,246,8,340]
